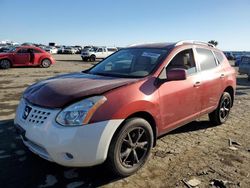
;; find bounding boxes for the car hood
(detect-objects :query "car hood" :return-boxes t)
[23,72,139,108]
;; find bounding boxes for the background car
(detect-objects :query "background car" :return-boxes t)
[0,46,12,53]
[238,56,250,80]
[45,46,58,54]
[62,46,77,54]
[224,51,235,60]
[81,46,118,61]
[0,46,55,69]
[73,45,83,54]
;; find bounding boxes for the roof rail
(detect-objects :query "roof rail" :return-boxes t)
[175,40,215,48]
[128,42,157,47]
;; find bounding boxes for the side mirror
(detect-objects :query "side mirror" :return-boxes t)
[166,68,187,81]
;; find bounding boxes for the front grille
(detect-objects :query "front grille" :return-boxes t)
[19,99,56,126]
[27,109,51,124]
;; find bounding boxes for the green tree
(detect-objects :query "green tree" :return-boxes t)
[208,40,218,46]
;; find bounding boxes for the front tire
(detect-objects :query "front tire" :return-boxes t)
[82,57,88,61]
[90,55,96,62]
[41,59,51,68]
[209,92,232,125]
[107,118,153,177]
[0,59,11,69]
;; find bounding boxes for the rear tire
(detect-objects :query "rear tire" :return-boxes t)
[209,92,232,125]
[0,59,11,69]
[41,59,51,68]
[90,55,96,62]
[107,118,153,177]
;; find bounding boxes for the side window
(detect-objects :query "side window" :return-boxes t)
[196,48,217,71]
[97,48,103,52]
[213,51,224,64]
[33,49,41,53]
[166,49,197,75]
[17,48,28,53]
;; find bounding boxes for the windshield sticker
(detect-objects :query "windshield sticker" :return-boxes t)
[142,52,161,59]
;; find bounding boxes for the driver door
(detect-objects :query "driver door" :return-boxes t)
[158,48,202,132]
[14,48,30,65]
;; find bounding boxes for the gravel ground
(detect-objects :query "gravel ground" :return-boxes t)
[0,55,249,188]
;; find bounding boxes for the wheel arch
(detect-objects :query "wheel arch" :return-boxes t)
[112,111,158,147]
[0,57,12,64]
[224,86,234,107]
[0,58,12,67]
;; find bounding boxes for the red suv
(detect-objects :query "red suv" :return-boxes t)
[15,41,236,177]
[0,46,55,69]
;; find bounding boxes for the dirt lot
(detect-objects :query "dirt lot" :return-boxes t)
[0,55,250,188]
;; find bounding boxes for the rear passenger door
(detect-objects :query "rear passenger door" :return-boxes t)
[194,48,223,113]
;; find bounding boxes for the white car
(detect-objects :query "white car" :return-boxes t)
[81,47,118,61]
[45,46,58,54]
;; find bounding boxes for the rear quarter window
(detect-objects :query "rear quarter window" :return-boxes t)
[196,48,217,71]
[213,51,225,64]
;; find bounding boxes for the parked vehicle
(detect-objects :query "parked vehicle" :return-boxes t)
[234,55,243,66]
[0,46,55,69]
[45,46,58,54]
[57,46,65,54]
[0,46,12,53]
[73,46,83,54]
[81,46,118,61]
[15,41,236,177]
[63,46,77,54]
[224,51,235,60]
[238,56,250,80]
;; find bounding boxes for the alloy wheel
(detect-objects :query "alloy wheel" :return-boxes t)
[0,59,11,69]
[41,59,51,68]
[119,127,149,168]
[219,96,231,121]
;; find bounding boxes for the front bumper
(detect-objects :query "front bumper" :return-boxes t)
[81,54,90,58]
[14,99,123,167]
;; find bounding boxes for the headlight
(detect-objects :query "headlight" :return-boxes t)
[56,96,107,126]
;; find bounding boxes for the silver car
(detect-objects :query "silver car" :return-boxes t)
[239,56,250,81]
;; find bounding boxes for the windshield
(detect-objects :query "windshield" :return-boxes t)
[7,47,17,52]
[88,48,168,78]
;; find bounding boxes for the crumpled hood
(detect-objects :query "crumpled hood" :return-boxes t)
[23,72,138,108]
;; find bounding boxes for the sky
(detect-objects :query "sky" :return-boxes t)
[0,0,249,51]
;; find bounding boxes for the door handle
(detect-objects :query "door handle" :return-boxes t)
[194,81,201,87]
[220,74,225,78]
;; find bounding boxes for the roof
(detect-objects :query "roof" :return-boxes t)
[16,45,46,52]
